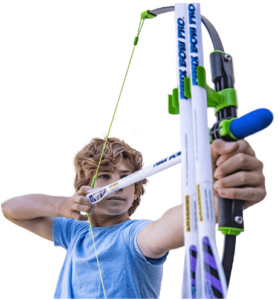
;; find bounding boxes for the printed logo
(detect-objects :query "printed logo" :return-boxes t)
[177,18,185,39]
[188,4,196,25]
[185,195,191,232]
[176,17,188,100]
[109,182,119,190]
[189,27,198,53]
[191,56,199,85]
[197,184,203,222]
[153,151,181,167]
[188,3,199,86]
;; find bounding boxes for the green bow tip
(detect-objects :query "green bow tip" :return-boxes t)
[141,10,157,20]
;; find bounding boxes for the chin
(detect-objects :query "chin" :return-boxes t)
[107,207,128,216]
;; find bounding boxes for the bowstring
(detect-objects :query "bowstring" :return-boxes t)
[86,16,146,299]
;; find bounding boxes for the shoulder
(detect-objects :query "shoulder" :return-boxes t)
[120,219,152,239]
[53,217,89,249]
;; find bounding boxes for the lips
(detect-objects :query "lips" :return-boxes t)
[107,196,125,201]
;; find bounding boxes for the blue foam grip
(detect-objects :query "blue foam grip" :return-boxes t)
[230,108,273,139]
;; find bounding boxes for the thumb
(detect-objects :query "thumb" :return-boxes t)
[210,139,238,164]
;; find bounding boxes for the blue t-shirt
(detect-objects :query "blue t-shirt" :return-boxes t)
[53,217,168,299]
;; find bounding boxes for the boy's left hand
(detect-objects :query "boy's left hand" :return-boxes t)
[211,140,266,217]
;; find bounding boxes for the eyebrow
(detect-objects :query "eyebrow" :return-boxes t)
[98,169,132,174]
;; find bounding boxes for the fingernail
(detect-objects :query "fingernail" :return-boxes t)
[214,182,219,190]
[216,157,223,166]
[214,170,220,178]
[219,189,226,196]
[224,142,237,149]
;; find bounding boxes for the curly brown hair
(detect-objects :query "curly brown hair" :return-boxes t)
[74,137,147,216]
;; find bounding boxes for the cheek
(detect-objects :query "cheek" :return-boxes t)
[126,185,136,200]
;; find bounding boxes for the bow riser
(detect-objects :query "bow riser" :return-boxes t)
[185,3,227,298]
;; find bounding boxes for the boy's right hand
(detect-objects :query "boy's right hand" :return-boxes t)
[60,186,97,221]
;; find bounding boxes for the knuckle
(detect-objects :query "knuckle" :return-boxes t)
[259,173,266,186]
[218,179,225,188]
[238,139,248,149]
[237,153,247,165]
[258,159,264,170]
[227,189,237,199]
[216,166,224,178]
[247,189,256,200]
[212,139,221,147]
[239,172,248,185]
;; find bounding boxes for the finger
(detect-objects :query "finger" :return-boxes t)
[72,203,95,214]
[214,171,264,190]
[77,186,93,196]
[218,187,266,208]
[211,140,239,164]
[216,140,256,166]
[76,196,97,209]
[71,211,88,221]
[214,154,263,179]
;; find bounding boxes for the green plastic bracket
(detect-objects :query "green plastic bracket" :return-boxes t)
[197,66,238,115]
[219,118,238,140]
[168,88,179,115]
[141,10,157,20]
[218,227,244,236]
[184,77,191,99]
[169,63,237,117]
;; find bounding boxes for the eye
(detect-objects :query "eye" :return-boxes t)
[99,174,109,179]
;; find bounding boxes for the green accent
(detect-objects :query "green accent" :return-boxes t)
[134,36,139,45]
[196,66,206,87]
[209,128,212,144]
[184,77,191,98]
[141,10,157,20]
[219,118,238,140]
[172,88,179,108]
[87,15,147,299]
[168,88,179,115]
[218,227,244,236]
[210,50,230,55]
[196,66,238,115]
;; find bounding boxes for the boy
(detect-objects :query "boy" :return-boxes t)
[1,137,266,298]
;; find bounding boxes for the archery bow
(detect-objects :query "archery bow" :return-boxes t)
[86,3,273,299]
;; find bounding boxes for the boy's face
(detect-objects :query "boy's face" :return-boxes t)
[92,158,136,217]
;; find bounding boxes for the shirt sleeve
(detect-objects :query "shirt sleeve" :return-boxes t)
[125,220,169,266]
[53,217,88,249]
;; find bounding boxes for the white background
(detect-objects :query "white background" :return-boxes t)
[0,1,277,299]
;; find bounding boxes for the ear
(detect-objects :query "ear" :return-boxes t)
[133,189,139,201]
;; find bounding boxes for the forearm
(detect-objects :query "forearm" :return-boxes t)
[138,204,185,258]
[1,194,66,221]
[139,202,219,257]
[155,204,185,250]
